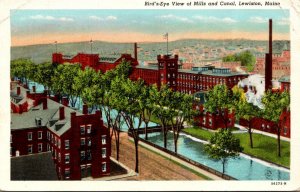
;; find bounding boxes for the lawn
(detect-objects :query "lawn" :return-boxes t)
[183,127,290,168]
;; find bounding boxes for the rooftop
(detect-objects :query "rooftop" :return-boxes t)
[11,152,58,180]
[278,75,290,83]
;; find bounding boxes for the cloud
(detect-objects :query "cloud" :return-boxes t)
[248,16,268,23]
[29,15,73,22]
[157,14,193,23]
[193,16,237,23]
[89,15,117,21]
[277,18,289,25]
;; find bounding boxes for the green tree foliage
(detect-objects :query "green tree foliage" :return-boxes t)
[222,50,256,72]
[261,90,290,157]
[204,84,234,129]
[232,86,261,148]
[51,63,81,107]
[111,77,145,173]
[11,58,35,86]
[153,84,173,149]
[205,129,243,174]
[35,62,56,92]
[169,92,196,153]
[139,84,157,140]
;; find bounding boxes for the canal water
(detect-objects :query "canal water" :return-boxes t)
[142,131,289,180]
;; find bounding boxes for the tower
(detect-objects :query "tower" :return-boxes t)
[157,54,179,90]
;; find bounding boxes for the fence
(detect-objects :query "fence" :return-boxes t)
[128,131,236,180]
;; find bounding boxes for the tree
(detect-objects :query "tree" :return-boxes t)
[51,63,81,107]
[204,84,234,130]
[169,92,195,153]
[113,78,144,173]
[205,129,243,174]
[222,50,256,72]
[261,90,290,157]
[140,84,157,140]
[34,62,56,93]
[11,58,35,86]
[153,84,173,149]
[232,86,261,148]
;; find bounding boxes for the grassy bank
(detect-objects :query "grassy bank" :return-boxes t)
[183,127,290,168]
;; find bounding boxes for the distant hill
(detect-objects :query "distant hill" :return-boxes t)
[11,39,290,64]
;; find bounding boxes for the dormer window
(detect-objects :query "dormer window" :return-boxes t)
[35,117,42,127]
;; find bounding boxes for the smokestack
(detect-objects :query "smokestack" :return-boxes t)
[265,19,273,91]
[59,106,65,120]
[43,98,48,110]
[134,42,138,60]
[62,97,69,107]
[17,87,20,95]
[82,104,88,114]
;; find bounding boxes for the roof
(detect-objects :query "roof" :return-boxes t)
[46,99,82,136]
[11,152,58,180]
[11,98,82,136]
[178,68,248,77]
[10,86,31,105]
[136,65,159,70]
[278,75,290,83]
[99,56,118,63]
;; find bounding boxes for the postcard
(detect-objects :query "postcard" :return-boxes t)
[0,0,300,191]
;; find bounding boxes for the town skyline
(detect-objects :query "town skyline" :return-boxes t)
[11,9,289,46]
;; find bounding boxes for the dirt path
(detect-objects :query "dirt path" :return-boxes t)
[110,133,205,180]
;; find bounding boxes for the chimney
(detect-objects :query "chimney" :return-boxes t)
[32,86,36,93]
[82,104,88,114]
[43,98,48,110]
[62,97,69,107]
[265,19,273,91]
[17,87,20,95]
[59,106,65,120]
[134,42,138,60]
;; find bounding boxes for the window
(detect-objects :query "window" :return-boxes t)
[58,153,61,162]
[28,132,32,141]
[87,150,92,160]
[86,125,91,134]
[38,131,42,139]
[58,139,61,149]
[55,137,57,146]
[65,140,70,150]
[80,151,85,162]
[102,148,106,158]
[102,135,106,145]
[87,138,91,146]
[54,150,57,159]
[47,144,50,151]
[10,135,12,143]
[102,162,107,172]
[65,168,70,179]
[28,145,33,154]
[65,154,70,164]
[47,131,50,140]
[81,138,85,146]
[51,134,54,143]
[38,143,43,152]
[284,127,288,135]
[80,125,85,135]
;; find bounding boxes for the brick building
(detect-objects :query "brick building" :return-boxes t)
[10,84,111,180]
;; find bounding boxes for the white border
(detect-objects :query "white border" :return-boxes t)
[1,0,300,191]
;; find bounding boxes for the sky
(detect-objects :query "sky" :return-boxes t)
[10,9,290,46]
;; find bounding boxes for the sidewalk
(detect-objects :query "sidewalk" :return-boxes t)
[234,124,290,142]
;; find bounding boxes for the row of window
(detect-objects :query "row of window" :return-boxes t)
[80,124,92,135]
[27,143,43,154]
[27,131,43,141]
[61,162,107,180]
